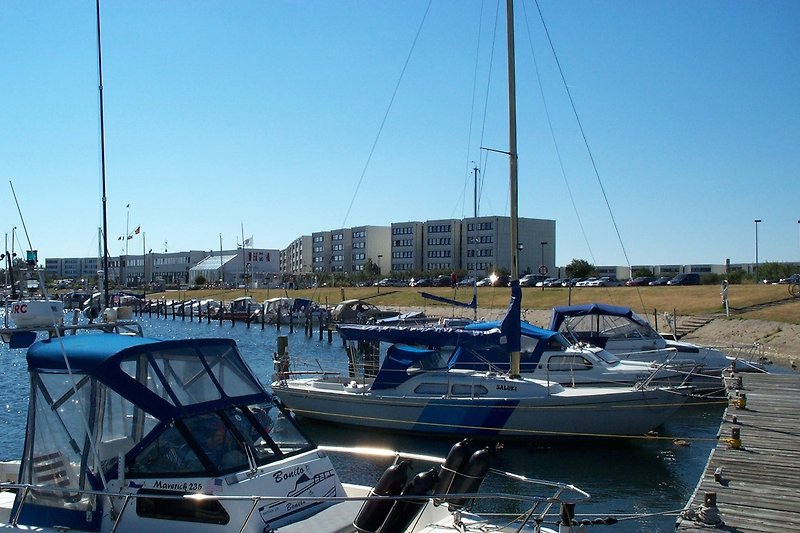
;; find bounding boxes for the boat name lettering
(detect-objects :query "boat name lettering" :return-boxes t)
[496,384,517,391]
[12,304,28,314]
[286,499,308,511]
[272,465,306,483]
[151,480,203,491]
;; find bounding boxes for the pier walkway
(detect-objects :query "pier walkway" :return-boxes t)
[676,371,800,532]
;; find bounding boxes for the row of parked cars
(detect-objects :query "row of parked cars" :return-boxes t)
[375,272,707,289]
[525,272,703,288]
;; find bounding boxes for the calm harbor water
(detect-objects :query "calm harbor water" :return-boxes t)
[0,315,727,531]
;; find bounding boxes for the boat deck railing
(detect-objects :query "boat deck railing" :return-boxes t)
[1,445,591,532]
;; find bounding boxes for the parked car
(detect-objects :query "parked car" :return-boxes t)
[667,273,701,286]
[593,276,622,287]
[376,278,405,287]
[575,277,597,287]
[626,276,655,286]
[492,274,510,287]
[457,276,476,287]
[778,274,800,284]
[410,278,432,287]
[561,278,584,287]
[649,276,671,286]
[535,277,558,287]
[519,274,544,287]
[544,278,564,287]
[432,275,453,287]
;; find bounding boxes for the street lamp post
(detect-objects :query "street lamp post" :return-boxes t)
[540,241,548,291]
[754,219,761,284]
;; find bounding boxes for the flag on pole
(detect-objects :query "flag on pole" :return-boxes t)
[134,226,141,235]
[243,236,253,247]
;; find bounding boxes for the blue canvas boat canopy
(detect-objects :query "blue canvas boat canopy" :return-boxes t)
[548,303,650,332]
[27,335,267,421]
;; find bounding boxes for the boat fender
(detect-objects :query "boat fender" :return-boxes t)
[444,445,493,510]
[380,468,439,532]
[353,460,411,533]
[433,439,473,504]
[85,305,100,321]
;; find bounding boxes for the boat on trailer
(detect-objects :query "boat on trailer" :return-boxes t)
[0,327,591,532]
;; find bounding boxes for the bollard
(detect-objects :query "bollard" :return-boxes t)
[328,327,333,343]
[277,335,289,356]
[735,393,747,409]
[171,300,176,320]
[319,319,323,340]
[246,304,251,329]
[289,313,294,334]
[207,303,212,324]
[729,427,741,449]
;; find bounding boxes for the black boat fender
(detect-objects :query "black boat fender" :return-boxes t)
[353,460,411,533]
[380,467,439,532]
[443,445,493,510]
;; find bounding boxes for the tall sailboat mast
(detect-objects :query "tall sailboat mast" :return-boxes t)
[506,0,519,283]
[506,0,522,377]
[95,0,110,310]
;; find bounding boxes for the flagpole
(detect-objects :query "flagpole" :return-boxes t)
[142,231,147,300]
[125,204,130,256]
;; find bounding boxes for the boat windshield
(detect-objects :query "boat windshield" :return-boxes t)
[562,313,660,342]
[127,402,309,477]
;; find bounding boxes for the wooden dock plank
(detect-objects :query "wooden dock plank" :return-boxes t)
[676,372,800,532]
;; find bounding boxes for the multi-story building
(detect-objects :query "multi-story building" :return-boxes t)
[311,226,390,276]
[280,236,311,274]
[390,222,424,273]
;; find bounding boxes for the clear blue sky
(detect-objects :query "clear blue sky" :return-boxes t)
[1,1,797,268]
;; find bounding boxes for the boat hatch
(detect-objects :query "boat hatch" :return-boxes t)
[13,336,316,530]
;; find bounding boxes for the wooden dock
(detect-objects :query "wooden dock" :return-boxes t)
[676,371,800,532]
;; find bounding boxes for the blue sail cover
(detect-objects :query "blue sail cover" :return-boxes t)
[337,323,503,350]
[548,303,649,331]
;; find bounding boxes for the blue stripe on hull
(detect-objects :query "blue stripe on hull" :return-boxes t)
[413,400,520,436]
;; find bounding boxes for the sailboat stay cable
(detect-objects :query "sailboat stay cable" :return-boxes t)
[9,181,35,251]
[340,0,433,229]
[532,0,635,278]
[519,2,598,269]
[455,0,487,221]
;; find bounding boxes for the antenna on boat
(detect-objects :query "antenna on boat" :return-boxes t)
[95,0,110,311]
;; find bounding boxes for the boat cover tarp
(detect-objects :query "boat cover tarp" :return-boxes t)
[371,344,440,390]
[337,323,503,350]
[548,303,650,332]
[419,292,477,309]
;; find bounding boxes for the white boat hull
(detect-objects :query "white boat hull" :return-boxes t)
[273,376,686,439]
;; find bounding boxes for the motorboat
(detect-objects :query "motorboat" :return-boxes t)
[548,303,767,373]
[330,299,400,324]
[213,296,262,321]
[7,299,64,329]
[255,297,326,325]
[272,284,688,439]
[0,330,590,532]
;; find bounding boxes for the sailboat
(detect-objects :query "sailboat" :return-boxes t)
[272,1,688,439]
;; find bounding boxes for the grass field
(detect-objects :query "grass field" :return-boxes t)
[144,283,800,325]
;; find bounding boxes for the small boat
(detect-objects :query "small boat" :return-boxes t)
[255,297,326,324]
[0,328,590,532]
[7,298,64,329]
[330,299,400,324]
[215,296,262,321]
[548,303,767,373]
